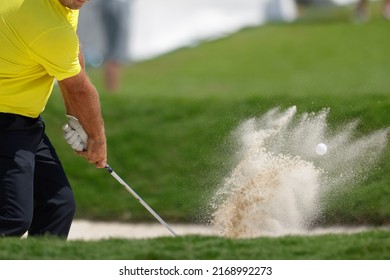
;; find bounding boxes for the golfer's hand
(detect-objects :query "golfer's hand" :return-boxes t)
[63,115,88,151]
[63,124,85,151]
[62,115,107,168]
[77,137,107,168]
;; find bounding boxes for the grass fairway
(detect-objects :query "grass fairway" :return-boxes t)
[1,5,389,260]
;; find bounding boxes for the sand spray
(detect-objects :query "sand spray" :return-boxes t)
[211,106,388,238]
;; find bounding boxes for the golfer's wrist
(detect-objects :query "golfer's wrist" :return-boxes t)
[88,135,106,145]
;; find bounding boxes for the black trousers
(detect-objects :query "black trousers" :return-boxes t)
[0,113,75,238]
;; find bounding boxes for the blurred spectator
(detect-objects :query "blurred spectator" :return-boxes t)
[99,0,132,92]
[355,0,390,22]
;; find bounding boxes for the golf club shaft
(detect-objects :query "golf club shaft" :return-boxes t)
[105,164,177,237]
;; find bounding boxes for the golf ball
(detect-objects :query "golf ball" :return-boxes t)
[316,143,327,155]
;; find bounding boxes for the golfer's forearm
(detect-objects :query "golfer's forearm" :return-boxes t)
[59,73,106,141]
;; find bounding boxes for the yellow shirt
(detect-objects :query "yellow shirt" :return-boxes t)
[0,0,81,118]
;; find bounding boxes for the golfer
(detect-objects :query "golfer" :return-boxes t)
[0,0,107,238]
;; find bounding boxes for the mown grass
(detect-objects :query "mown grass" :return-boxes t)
[1,230,389,260]
[40,4,390,227]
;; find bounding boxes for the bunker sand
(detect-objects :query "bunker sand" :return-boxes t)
[68,220,388,240]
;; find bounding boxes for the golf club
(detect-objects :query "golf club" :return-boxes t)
[104,164,178,237]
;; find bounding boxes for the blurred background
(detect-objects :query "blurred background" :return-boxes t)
[78,0,298,64]
[77,0,374,64]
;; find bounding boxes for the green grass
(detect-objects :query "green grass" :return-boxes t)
[1,230,389,259]
[39,5,390,226]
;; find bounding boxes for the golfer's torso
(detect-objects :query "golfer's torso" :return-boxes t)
[0,0,80,118]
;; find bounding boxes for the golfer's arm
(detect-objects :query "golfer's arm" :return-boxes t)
[58,53,106,143]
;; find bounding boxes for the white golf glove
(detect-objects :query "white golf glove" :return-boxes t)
[62,114,88,151]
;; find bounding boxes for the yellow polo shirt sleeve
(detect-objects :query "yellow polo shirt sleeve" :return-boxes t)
[29,26,81,81]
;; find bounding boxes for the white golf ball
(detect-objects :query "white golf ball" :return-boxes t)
[315,143,327,155]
